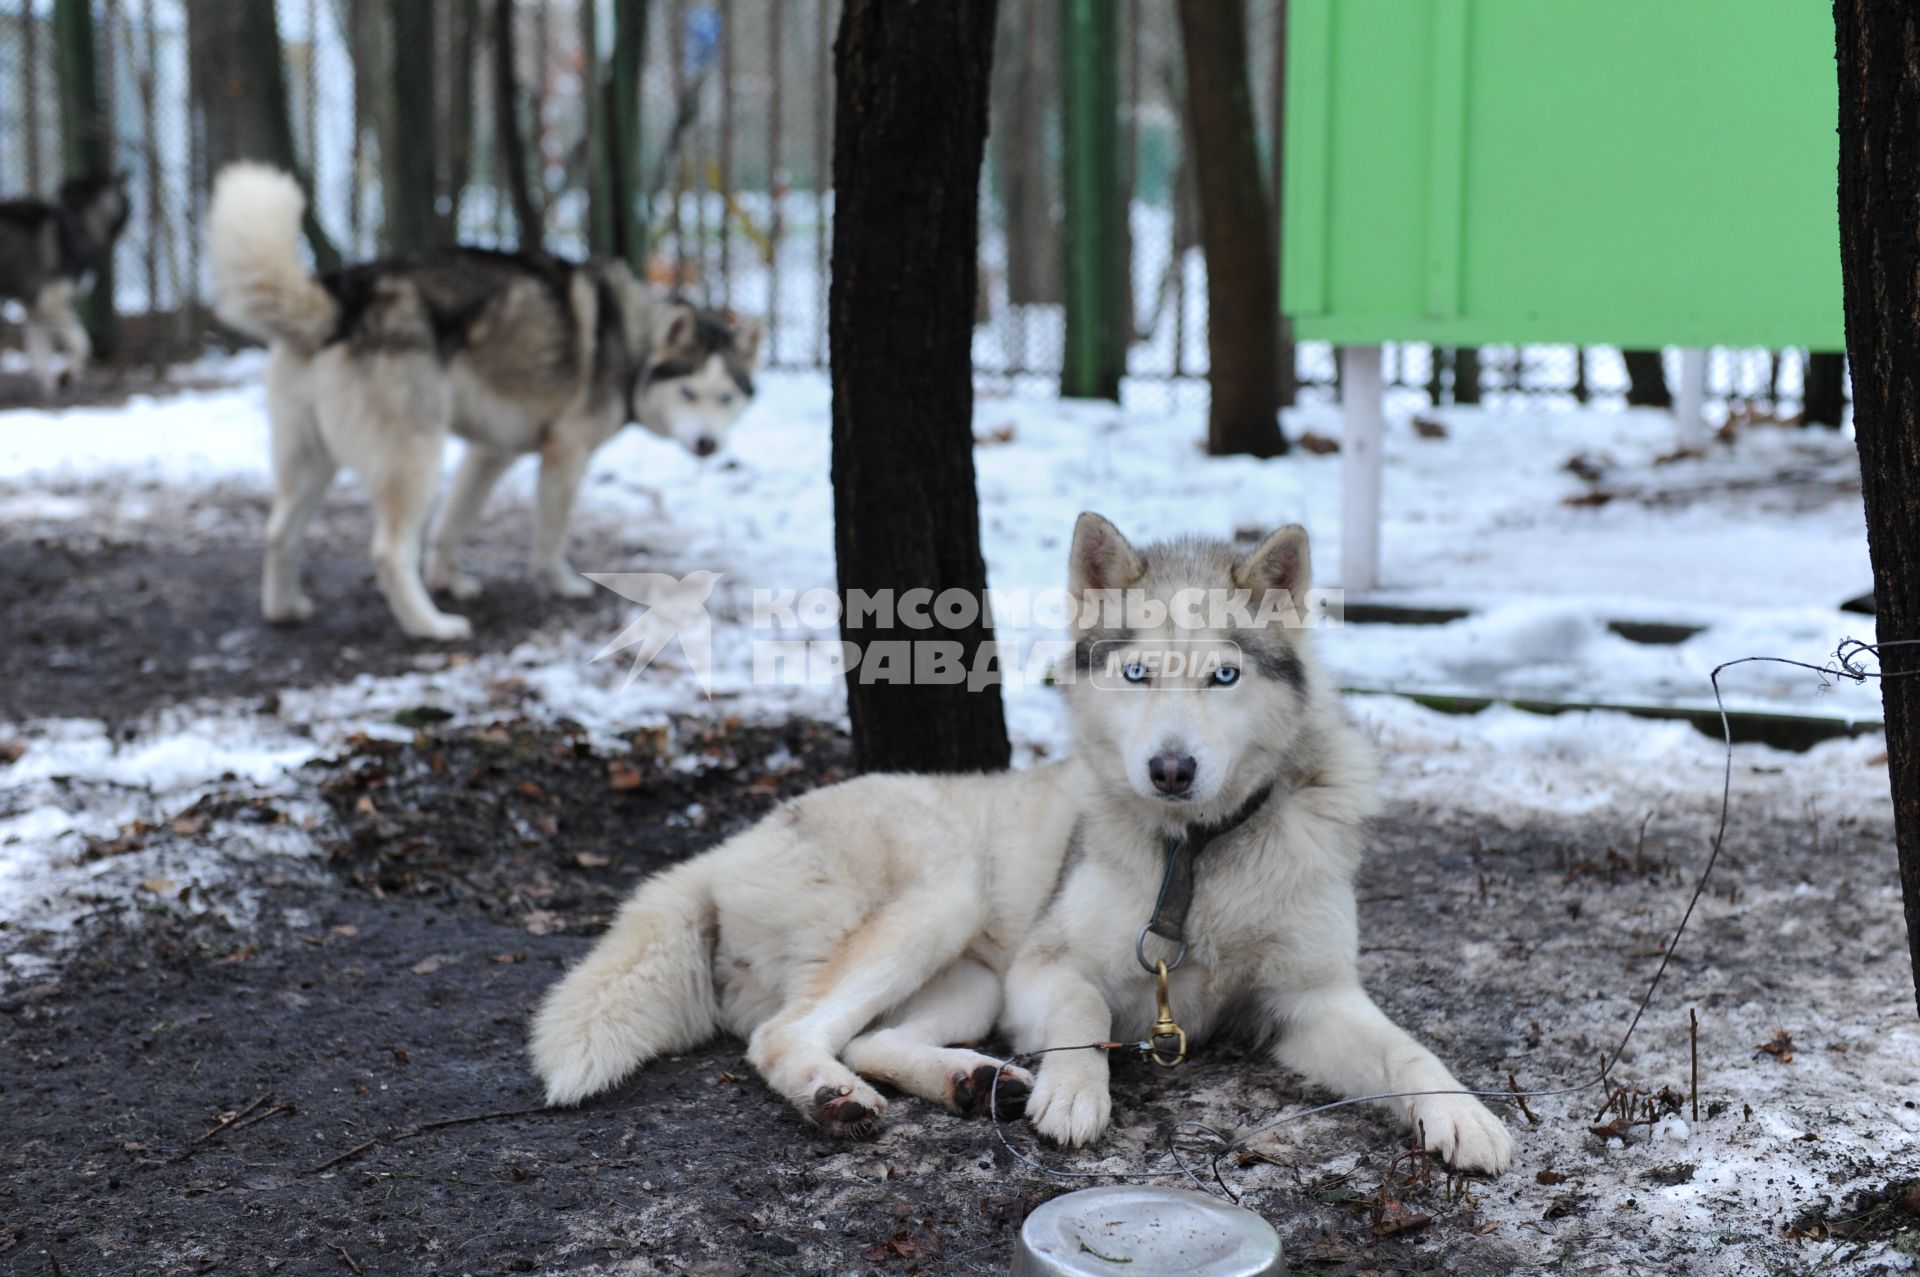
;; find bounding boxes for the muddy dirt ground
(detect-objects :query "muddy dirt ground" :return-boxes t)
[4,479,1919,1276]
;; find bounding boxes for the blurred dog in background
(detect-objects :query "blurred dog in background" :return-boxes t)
[208,163,762,641]
[0,173,131,394]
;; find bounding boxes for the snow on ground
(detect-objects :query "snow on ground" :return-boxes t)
[0,364,1908,1268]
[0,364,1891,922]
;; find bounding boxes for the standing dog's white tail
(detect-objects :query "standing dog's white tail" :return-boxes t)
[529,860,720,1106]
[207,163,338,352]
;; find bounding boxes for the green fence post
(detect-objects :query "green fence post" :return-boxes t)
[1060,0,1123,400]
[53,0,115,359]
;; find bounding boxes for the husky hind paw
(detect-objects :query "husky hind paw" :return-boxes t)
[811,1082,887,1140]
[950,1062,1033,1120]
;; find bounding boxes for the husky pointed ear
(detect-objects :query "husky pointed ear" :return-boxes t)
[1234,525,1311,620]
[732,316,766,368]
[655,303,696,354]
[1068,512,1146,603]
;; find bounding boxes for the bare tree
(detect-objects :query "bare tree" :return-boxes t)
[1834,0,1920,1014]
[830,0,1010,774]
[385,0,438,249]
[491,0,544,246]
[1803,350,1847,427]
[1622,348,1672,408]
[186,0,339,268]
[1177,0,1286,456]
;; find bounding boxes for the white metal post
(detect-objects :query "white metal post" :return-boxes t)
[1673,347,1709,450]
[1340,344,1384,593]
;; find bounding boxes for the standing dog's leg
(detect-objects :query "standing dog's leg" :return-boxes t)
[24,287,59,395]
[261,390,337,624]
[427,443,517,599]
[54,286,91,386]
[746,888,983,1138]
[532,429,596,599]
[324,356,472,641]
[1266,983,1515,1173]
[842,958,1034,1117]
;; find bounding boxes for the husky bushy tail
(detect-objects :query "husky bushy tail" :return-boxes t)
[207,163,338,352]
[529,860,721,1105]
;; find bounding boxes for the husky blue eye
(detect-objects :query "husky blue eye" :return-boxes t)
[720,393,734,405]
[1211,665,1240,687]
[680,386,697,402]
[1122,661,1150,684]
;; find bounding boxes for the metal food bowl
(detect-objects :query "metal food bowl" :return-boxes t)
[1011,1185,1285,1276]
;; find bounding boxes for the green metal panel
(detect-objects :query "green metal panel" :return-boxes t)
[1282,0,1843,349]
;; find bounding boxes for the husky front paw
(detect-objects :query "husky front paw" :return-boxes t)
[537,567,596,600]
[1410,1094,1515,1175]
[405,612,474,643]
[1026,1061,1111,1146]
[263,593,315,625]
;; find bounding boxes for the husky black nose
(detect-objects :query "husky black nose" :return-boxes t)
[1149,754,1197,796]
[693,436,718,457]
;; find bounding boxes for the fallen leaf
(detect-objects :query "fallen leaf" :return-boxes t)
[608,759,644,791]
[573,851,611,869]
[1535,1169,1568,1186]
[1411,414,1448,439]
[1652,447,1705,466]
[410,954,452,975]
[523,910,564,936]
[1371,1198,1432,1236]
[0,739,25,765]
[1756,1028,1795,1063]
[140,877,175,896]
[1296,430,1340,455]
[392,1048,411,1065]
[1562,490,1615,508]
[169,815,207,837]
[353,794,377,815]
[973,423,1017,446]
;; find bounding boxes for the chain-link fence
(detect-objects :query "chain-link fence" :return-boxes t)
[0,0,1848,423]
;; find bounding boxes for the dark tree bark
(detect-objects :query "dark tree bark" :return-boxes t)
[1803,350,1847,427]
[491,0,543,247]
[830,0,1010,775]
[439,0,481,241]
[993,0,1059,308]
[53,0,113,354]
[385,0,438,249]
[1835,0,1920,1015]
[186,0,339,268]
[1177,0,1286,456]
[1454,346,1482,405]
[1622,348,1672,407]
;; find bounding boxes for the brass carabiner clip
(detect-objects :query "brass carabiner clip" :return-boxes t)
[1147,958,1187,1068]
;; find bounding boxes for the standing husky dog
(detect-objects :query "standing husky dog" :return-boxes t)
[207,163,761,641]
[0,173,130,393]
[531,515,1515,1173]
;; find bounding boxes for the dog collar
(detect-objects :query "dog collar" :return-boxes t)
[1134,783,1274,975]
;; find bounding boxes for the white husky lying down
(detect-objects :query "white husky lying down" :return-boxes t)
[530,514,1515,1173]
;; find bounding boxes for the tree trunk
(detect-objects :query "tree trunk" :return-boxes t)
[53,0,114,355]
[385,0,438,250]
[1623,348,1672,407]
[186,0,338,268]
[1834,0,1920,1016]
[491,0,543,247]
[1803,350,1847,427]
[1454,345,1482,405]
[830,0,1010,775]
[993,0,1059,308]
[439,0,480,241]
[1177,0,1285,457]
